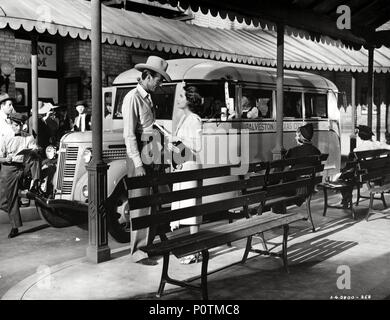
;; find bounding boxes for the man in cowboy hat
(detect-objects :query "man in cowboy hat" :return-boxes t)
[120,55,171,265]
[0,112,41,238]
[72,100,91,132]
[0,93,16,141]
[354,125,390,151]
[32,101,58,150]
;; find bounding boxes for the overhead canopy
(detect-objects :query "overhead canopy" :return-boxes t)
[1,0,390,73]
[146,0,390,49]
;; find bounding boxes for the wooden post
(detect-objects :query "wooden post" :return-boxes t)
[86,0,110,263]
[272,23,286,160]
[367,47,374,129]
[31,35,38,137]
[350,74,356,153]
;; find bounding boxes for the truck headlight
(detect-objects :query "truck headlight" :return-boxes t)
[82,185,88,198]
[83,148,92,164]
[45,145,57,160]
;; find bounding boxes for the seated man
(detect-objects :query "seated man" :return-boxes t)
[0,113,41,239]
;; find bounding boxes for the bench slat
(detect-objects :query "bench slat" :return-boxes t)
[131,190,266,230]
[141,211,305,257]
[128,175,265,210]
[354,149,390,160]
[125,163,264,190]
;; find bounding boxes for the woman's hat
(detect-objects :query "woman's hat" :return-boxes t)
[0,93,15,104]
[38,102,58,114]
[356,125,374,140]
[298,123,314,141]
[135,56,171,82]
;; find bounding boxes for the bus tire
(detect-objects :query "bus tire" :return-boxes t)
[106,182,131,244]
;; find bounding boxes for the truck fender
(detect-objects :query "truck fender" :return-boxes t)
[73,159,129,201]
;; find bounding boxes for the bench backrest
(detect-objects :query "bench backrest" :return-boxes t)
[125,164,267,231]
[353,149,390,183]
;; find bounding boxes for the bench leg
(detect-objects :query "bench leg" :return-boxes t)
[381,192,387,209]
[282,225,289,273]
[323,188,328,217]
[356,185,361,206]
[366,192,375,222]
[200,250,209,300]
[156,254,170,298]
[306,196,316,232]
[259,232,268,251]
[242,236,253,264]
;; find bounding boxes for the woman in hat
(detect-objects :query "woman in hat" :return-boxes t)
[285,123,321,162]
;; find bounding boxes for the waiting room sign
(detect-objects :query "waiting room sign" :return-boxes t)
[15,39,57,71]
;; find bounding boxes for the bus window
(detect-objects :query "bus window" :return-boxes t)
[241,89,272,119]
[113,87,134,119]
[113,84,175,120]
[305,93,328,118]
[104,92,113,119]
[284,92,302,118]
[187,83,235,120]
[151,85,176,120]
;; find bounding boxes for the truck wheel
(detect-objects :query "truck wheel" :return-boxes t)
[106,183,131,243]
[36,204,88,228]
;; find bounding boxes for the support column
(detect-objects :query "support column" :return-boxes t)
[31,35,39,137]
[350,74,356,153]
[272,23,286,160]
[86,0,110,263]
[367,47,374,129]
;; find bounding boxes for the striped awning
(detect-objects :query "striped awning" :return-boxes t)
[1,0,390,73]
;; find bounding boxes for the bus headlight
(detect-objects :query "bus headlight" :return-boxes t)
[82,185,88,198]
[83,148,92,164]
[45,145,57,160]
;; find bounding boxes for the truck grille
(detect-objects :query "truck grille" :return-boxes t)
[103,148,126,160]
[57,145,79,195]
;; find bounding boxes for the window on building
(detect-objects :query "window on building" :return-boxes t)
[305,93,328,118]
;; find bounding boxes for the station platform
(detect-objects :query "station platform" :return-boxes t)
[1,192,390,300]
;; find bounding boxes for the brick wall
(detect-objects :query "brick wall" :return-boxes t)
[0,29,16,96]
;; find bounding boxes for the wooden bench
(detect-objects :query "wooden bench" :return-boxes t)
[353,149,390,221]
[124,162,314,300]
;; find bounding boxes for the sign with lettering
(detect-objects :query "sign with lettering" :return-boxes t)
[15,39,57,71]
[242,120,329,132]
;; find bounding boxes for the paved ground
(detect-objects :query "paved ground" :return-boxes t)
[1,191,390,300]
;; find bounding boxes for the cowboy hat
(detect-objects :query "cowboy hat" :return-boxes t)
[135,56,171,82]
[0,93,15,104]
[38,102,58,115]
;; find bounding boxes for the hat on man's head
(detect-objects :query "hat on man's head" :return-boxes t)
[9,112,28,124]
[298,123,314,141]
[74,100,88,109]
[135,56,171,82]
[0,93,15,104]
[356,125,374,140]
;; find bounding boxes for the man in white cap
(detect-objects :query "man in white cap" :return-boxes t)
[121,55,171,265]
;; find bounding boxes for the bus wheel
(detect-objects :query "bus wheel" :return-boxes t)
[106,185,131,244]
[37,205,88,228]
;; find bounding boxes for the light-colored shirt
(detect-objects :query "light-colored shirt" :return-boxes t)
[122,84,155,168]
[0,134,38,163]
[354,138,390,152]
[174,112,202,154]
[0,110,14,140]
